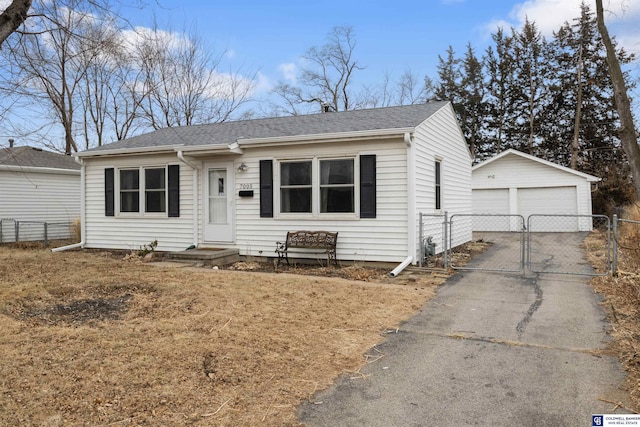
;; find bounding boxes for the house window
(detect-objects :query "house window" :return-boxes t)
[145,168,166,213]
[105,165,179,218]
[278,158,355,215]
[119,167,166,214]
[320,159,354,213]
[280,161,312,213]
[120,169,140,213]
[435,160,442,210]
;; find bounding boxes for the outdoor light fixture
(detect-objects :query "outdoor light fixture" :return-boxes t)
[237,163,248,172]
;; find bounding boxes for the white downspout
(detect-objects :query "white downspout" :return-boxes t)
[405,131,417,265]
[389,132,416,277]
[390,256,413,277]
[52,156,85,252]
[177,150,199,247]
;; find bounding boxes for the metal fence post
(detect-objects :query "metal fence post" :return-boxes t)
[0,219,3,244]
[15,221,19,243]
[419,212,424,267]
[443,211,449,270]
[612,214,618,277]
[44,222,48,246]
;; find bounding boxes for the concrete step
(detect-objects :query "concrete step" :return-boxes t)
[166,248,240,266]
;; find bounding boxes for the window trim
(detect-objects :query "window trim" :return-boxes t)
[435,158,443,211]
[274,156,359,219]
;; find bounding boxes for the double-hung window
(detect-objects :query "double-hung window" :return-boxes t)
[320,159,354,213]
[105,165,179,218]
[280,161,312,213]
[278,157,355,215]
[118,167,166,214]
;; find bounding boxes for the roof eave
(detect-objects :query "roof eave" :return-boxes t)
[76,144,185,158]
[0,165,81,175]
[473,149,601,182]
[236,128,415,147]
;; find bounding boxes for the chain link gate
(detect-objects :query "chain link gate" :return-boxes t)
[450,214,526,272]
[422,213,612,276]
[527,214,610,276]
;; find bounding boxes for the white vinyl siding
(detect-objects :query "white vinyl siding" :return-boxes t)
[83,154,194,252]
[227,140,409,263]
[0,169,80,222]
[414,103,472,257]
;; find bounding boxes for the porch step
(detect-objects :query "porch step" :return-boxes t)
[166,248,240,266]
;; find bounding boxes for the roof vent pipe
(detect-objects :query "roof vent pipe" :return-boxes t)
[8,139,14,148]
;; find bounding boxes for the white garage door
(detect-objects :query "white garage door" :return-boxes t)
[472,189,510,231]
[518,186,578,231]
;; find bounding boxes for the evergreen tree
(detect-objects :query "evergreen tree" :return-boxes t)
[484,28,516,157]
[510,19,549,155]
[458,43,487,159]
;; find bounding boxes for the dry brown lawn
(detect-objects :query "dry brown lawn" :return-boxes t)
[0,246,446,426]
[587,204,640,413]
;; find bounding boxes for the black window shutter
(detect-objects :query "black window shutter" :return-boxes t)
[105,168,114,217]
[360,155,376,218]
[168,164,180,217]
[260,160,273,218]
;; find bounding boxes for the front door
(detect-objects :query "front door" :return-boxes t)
[204,163,233,242]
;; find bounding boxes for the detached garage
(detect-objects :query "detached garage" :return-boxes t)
[472,149,600,232]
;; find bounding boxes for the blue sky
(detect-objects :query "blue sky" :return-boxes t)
[0,0,638,148]
[122,0,640,102]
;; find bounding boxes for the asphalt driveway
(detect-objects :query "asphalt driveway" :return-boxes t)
[298,233,630,426]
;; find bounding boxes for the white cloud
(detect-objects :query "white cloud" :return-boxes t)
[278,62,298,84]
[508,0,581,35]
[483,0,640,54]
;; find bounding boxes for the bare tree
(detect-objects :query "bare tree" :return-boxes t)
[0,0,31,48]
[595,0,640,199]
[3,0,108,154]
[134,24,255,128]
[272,26,363,114]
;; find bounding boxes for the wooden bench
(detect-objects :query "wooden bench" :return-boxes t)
[275,231,338,266]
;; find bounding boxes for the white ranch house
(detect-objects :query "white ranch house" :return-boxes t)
[0,146,81,242]
[75,101,472,266]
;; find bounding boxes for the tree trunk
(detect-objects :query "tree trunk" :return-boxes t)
[0,0,32,48]
[595,0,640,199]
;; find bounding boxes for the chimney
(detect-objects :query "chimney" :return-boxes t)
[8,139,14,148]
[321,102,332,113]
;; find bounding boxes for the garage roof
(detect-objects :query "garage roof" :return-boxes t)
[473,149,600,182]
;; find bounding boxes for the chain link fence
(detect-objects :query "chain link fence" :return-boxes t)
[451,214,525,272]
[419,212,449,269]
[612,215,640,276]
[0,218,79,245]
[527,215,610,276]
[419,213,613,276]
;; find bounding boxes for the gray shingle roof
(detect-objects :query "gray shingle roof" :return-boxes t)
[0,146,81,170]
[87,101,449,153]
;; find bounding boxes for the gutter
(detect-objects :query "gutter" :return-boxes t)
[52,155,86,252]
[177,150,200,247]
[390,256,413,277]
[76,144,184,158]
[237,128,414,147]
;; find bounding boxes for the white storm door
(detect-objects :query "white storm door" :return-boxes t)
[204,163,234,242]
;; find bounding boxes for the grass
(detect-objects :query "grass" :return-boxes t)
[0,247,443,426]
[588,202,640,411]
